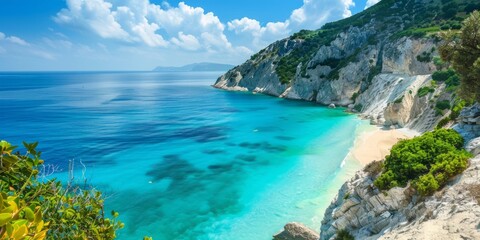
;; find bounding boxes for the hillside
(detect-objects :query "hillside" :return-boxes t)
[215,0,480,132]
[153,62,234,72]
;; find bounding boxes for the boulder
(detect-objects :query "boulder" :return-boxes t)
[273,223,319,240]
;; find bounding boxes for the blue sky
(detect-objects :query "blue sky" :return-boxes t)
[0,0,379,71]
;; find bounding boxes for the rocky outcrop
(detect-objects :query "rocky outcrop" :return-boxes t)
[319,132,480,240]
[214,29,446,132]
[317,105,480,240]
[215,1,476,239]
[273,223,320,240]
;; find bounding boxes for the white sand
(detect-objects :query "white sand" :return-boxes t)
[351,127,416,165]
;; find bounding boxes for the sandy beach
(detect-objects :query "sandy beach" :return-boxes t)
[351,127,416,165]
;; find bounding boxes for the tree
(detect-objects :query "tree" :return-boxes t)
[439,11,480,101]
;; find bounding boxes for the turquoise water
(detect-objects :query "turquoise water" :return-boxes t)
[0,72,364,239]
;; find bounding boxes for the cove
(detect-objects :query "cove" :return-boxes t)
[0,71,366,239]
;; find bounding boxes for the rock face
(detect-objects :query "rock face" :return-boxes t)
[214,1,477,239]
[214,22,447,132]
[319,136,480,240]
[454,104,480,141]
[273,223,320,240]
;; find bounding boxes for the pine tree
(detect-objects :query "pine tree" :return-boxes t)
[439,11,480,101]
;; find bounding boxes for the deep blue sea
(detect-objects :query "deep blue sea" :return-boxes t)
[0,71,366,240]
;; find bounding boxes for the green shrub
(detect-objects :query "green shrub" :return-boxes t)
[394,95,404,104]
[417,87,435,97]
[416,51,432,62]
[374,129,470,196]
[335,229,355,240]
[432,69,456,82]
[414,173,439,196]
[450,99,467,119]
[351,92,360,101]
[436,117,451,129]
[353,104,363,112]
[436,100,451,110]
[0,140,123,239]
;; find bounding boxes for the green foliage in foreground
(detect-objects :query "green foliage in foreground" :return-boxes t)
[0,140,123,239]
[374,129,471,196]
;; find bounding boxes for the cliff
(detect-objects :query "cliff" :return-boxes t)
[319,108,480,239]
[212,0,479,239]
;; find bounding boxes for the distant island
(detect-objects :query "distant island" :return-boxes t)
[153,62,235,72]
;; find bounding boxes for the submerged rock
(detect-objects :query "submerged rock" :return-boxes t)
[273,223,319,240]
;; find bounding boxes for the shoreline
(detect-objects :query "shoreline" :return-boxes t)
[348,124,419,166]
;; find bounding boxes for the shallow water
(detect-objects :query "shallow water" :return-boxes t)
[0,71,365,239]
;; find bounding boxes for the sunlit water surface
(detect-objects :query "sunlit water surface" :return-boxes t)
[0,72,366,239]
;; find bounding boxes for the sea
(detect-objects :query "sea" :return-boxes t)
[0,71,367,240]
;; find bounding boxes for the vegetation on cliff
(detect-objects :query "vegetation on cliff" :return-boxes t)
[374,129,471,195]
[271,0,479,84]
[439,10,480,101]
[0,140,123,239]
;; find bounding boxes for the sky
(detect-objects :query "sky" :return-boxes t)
[0,0,380,71]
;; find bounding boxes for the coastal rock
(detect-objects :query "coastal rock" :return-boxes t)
[454,103,480,142]
[319,154,480,240]
[273,222,319,240]
[214,28,446,132]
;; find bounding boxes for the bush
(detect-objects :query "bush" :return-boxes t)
[416,51,432,62]
[417,87,435,97]
[374,129,470,196]
[431,68,460,90]
[353,104,363,112]
[394,95,404,103]
[414,173,440,196]
[335,229,355,240]
[436,117,451,129]
[0,140,123,239]
[436,100,451,110]
[351,92,360,101]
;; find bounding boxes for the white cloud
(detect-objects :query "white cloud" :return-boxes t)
[228,18,262,36]
[171,32,201,51]
[288,0,355,29]
[55,0,130,40]
[148,2,230,51]
[42,38,74,49]
[0,32,5,40]
[55,0,232,51]
[227,17,291,50]
[227,0,355,50]
[365,0,381,9]
[48,0,359,68]
[6,36,30,46]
